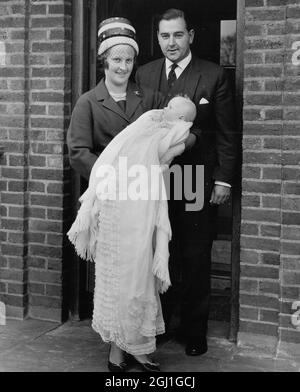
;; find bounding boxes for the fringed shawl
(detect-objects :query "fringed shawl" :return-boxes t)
[67,110,192,293]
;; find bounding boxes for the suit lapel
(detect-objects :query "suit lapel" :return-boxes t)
[183,57,203,100]
[95,79,129,122]
[147,58,165,93]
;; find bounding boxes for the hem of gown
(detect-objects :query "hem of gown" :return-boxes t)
[92,321,165,356]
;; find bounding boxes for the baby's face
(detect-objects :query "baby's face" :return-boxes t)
[163,97,195,122]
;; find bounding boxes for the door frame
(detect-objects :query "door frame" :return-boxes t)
[69,0,245,341]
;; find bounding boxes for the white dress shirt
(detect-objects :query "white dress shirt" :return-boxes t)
[165,51,192,79]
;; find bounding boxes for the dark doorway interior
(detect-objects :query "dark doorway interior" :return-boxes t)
[71,0,242,339]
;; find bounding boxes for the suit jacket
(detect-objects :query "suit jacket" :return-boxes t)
[135,56,238,189]
[67,79,160,180]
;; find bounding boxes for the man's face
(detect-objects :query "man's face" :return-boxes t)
[157,17,194,63]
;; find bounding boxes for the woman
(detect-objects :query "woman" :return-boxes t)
[67,17,162,372]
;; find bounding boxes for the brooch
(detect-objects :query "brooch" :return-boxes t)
[134,90,142,97]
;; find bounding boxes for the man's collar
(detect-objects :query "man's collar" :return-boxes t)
[165,51,192,70]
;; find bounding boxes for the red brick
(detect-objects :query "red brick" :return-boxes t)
[261,224,281,238]
[240,278,259,293]
[282,241,300,256]
[28,232,46,244]
[29,219,62,233]
[1,219,24,231]
[240,294,279,310]
[282,212,300,225]
[242,208,280,223]
[243,137,263,150]
[240,306,259,320]
[31,17,66,29]
[287,6,300,19]
[241,264,279,279]
[282,286,300,300]
[245,94,282,106]
[282,152,300,165]
[242,195,261,207]
[246,9,286,21]
[242,180,281,194]
[28,270,61,284]
[0,294,27,307]
[259,281,280,295]
[31,169,63,181]
[261,252,280,265]
[245,65,283,77]
[260,309,278,323]
[265,79,284,91]
[31,4,47,15]
[45,284,61,297]
[283,271,300,285]
[28,181,45,193]
[243,151,281,165]
[29,295,61,308]
[29,245,62,259]
[279,329,300,344]
[47,259,62,271]
[8,283,26,295]
[8,232,24,244]
[245,24,265,37]
[241,223,259,236]
[29,283,45,295]
[28,257,46,269]
[262,167,281,180]
[239,320,278,336]
[282,226,300,241]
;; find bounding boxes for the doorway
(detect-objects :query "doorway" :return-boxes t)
[69,0,243,341]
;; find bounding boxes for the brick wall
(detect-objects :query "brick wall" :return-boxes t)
[0,0,72,322]
[240,0,300,350]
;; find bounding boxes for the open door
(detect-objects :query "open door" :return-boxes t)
[70,0,243,341]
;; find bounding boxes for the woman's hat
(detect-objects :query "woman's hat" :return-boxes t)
[98,17,139,56]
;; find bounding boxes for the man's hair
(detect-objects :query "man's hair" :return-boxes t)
[156,8,192,32]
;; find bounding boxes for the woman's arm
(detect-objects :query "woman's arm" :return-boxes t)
[67,95,99,181]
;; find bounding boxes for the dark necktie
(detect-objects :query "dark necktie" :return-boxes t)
[167,63,178,88]
[116,99,126,112]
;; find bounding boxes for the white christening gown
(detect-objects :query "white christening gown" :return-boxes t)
[68,110,192,355]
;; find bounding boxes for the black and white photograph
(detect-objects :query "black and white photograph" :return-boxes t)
[0,0,299,375]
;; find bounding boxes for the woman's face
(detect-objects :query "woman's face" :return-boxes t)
[104,45,135,87]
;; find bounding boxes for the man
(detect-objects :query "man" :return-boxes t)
[136,9,237,356]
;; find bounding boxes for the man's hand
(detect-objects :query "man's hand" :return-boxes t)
[210,184,231,205]
[184,133,197,151]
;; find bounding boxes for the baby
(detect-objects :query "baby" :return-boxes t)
[163,96,197,123]
[149,96,197,127]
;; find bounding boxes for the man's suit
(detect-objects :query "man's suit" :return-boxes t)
[67,79,160,180]
[136,55,237,340]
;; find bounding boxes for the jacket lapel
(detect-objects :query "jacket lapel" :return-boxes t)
[125,81,143,120]
[144,58,165,94]
[94,79,129,122]
[183,57,203,100]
